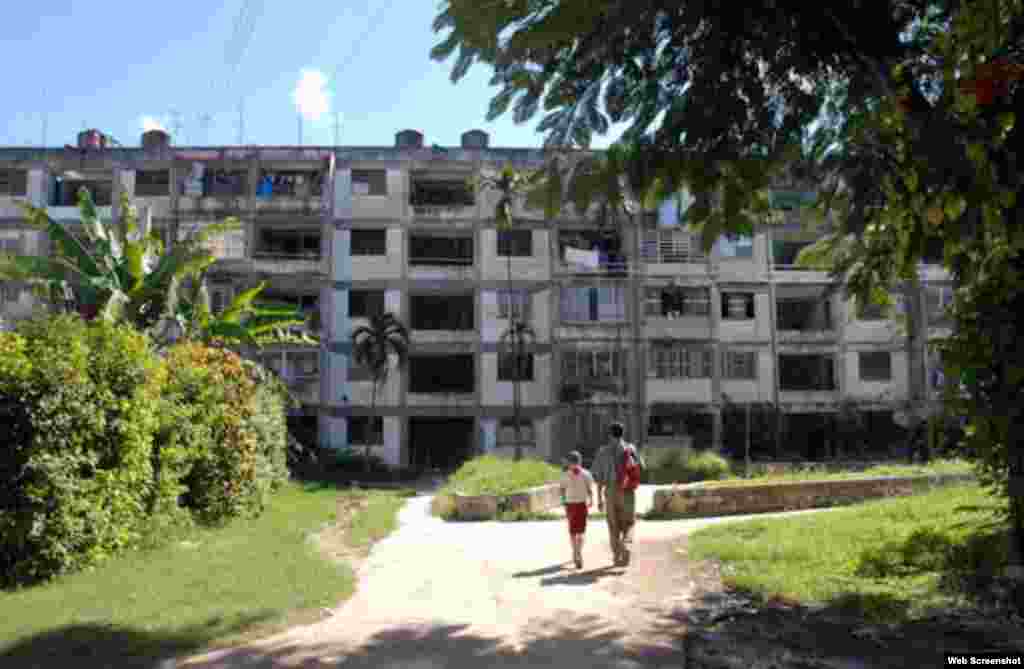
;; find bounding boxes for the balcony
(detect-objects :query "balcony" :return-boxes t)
[643,285,712,338]
[409,177,475,221]
[408,236,474,279]
[178,168,249,215]
[258,348,319,404]
[410,294,476,343]
[641,229,707,276]
[254,170,326,216]
[252,230,322,274]
[558,230,629,276]
[407,354,475,406]
[776,288,836,344]
[779,353,838,405]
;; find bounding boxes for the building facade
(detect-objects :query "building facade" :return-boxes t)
[0,128,955,469]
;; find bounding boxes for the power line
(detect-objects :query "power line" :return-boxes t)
[328,0,395,141]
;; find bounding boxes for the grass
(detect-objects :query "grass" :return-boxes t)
[0,481,411,668]
[693,458,973,487]
[685,483,1009,623]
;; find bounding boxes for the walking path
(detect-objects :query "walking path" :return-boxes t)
[174,487,824,668]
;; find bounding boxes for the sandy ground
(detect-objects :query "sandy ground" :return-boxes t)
[172,487,828,668]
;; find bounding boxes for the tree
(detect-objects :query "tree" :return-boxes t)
[0,188,238,332]
[499,319,537,460]
[434,0,1024,598]
[351,312,409,470]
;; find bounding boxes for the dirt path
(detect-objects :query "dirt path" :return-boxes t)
[172,488,817,668]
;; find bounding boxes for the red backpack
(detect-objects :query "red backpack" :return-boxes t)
[619,445,641,491]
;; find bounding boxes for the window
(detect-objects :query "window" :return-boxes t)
[409,355,475,393]
[859,352,892,381]
[411,294,474,330]
[721,292,755,320]
[777,297,832,331]
[496,289,531,321]
[722,351,757,380]
[560,285,626,321]
[0,169,28,196]
[779,354,836,391]
[351,229,387,256]
[205,170,247,197]
[562,350,627,380]
[646,286,710,317]
[716,234,753,259]
[648,414,689,437]
[498,353,534,381]
[0,236,21,254]
[771,240,814,268]
[497,229,532,257]
[497,418,534,446]
[349,416,383,445]
[0,283,20,304]
[256,230,320,258]
[409,236,474,265]
[135,170,170,196]
[351,169,387,196]
[640,229,706,263]
[350,290,385,319]
[647,345,712,379]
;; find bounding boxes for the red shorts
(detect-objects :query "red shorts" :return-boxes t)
[566,502,588,535]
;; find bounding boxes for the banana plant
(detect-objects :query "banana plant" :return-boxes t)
[0,188,239,330]
[164,275,311,348]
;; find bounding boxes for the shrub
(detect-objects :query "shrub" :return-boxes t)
[0,316,164,586]
[440,455,562,496]
[163,343,287,525]
[642,447,734,484]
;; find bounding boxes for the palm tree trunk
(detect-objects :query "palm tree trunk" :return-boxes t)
[366,380,377,473]
[507,232,524,461]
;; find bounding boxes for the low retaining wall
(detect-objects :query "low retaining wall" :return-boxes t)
[652,472,975,517]
[453,483,562,520]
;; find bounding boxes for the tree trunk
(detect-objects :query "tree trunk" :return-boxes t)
[365,380,377,474]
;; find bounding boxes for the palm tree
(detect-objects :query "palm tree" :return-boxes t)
[499,320,537,460]
[0,188,238,333]
[351,312,409,470]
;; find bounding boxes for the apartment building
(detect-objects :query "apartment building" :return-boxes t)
[0,128,955,469]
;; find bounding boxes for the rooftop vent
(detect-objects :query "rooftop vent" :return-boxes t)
[461,129,489,149]
[77,129,107,150]
[395,129,424,149]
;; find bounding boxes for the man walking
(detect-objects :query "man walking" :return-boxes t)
[591,422,645,566]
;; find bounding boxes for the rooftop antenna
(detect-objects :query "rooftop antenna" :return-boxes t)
[236,98,246,145]
[333,111,341,147]
[41,90,48,147]
[197,112,214,145]
[168,110,185,144]
[297,113,303,146]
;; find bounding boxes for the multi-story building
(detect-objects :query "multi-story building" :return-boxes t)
[0,128,955,468]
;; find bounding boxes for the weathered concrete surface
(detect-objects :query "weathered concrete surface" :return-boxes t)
[653,473,974,517]
[172,487,822,668]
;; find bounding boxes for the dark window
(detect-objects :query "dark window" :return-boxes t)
[256,230,320,258]
[779,354,836,391]
[777,298,832,330]
[772,240,815,268]
[410,179,474,206]
[410,294,475,330]
[352,169,387,196]
[859,352,892,381]
[349,416,383,444]
[498,353,534,381]
[59,180,113,206]
[497,229,532,257]
[350,290,385,319]
[135,170,170,196]
[205,170,248,196]
[409,355,475,393]
[0,169,28,196]
[857,296,888,320]
[351,229,387,255]
[721,292,755,320]
[409,236,473,265]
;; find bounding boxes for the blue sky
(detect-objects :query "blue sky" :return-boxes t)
[0,0,627,149]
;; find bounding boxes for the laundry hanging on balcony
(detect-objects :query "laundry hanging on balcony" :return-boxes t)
[564,246,601,269]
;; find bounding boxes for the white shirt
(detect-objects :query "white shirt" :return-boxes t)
[560,467,594,504]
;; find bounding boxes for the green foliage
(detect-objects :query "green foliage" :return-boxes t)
[164,343,286,525]
[642,447,734,485]
[0,316,164,587]
[438,454,562,497]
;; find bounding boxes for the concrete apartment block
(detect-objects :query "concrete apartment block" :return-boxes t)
[0,128,955,469]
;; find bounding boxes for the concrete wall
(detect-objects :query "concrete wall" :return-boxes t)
[843,350,909,400]
[478,228,551,281]
[480,352,553,406]
[351,227,403,279]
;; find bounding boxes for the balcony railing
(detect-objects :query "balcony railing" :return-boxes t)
[557,257,629,276]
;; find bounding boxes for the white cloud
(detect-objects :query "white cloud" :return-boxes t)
[293,69,330,121]
[140,115,166,132]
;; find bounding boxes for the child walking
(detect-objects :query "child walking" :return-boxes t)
[559,451,594,569]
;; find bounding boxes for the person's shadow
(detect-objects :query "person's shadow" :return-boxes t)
[540,565,623,586]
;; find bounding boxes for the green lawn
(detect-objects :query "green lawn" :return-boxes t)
[0,482,410,668]
[685,483,1008,622]
[700,458,973,487]
[439,455,563,496]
